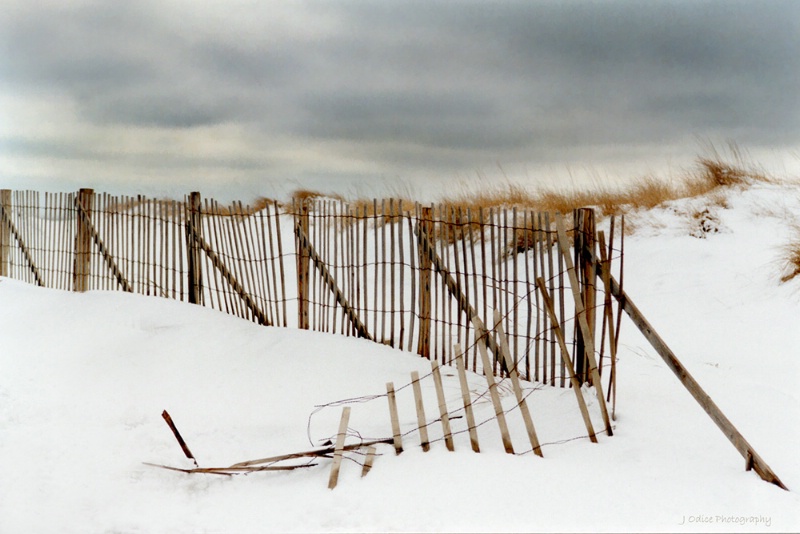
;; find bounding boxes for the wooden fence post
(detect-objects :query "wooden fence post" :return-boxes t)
[573,208,596,383]
[186,192,204,305]
[296,200,310,330]
[73,188,94,292]
[0,190,10,277]
[416,206,433,358]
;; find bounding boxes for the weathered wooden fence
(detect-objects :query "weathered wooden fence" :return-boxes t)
[0,188,617,387]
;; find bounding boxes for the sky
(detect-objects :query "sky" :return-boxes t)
[1,0,799,201]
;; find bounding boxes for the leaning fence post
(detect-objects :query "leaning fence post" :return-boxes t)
[185,192,204,305]
[73,188,94,292]
[0,190,10,277]
[416,206,433,358]
[296,199,310,330]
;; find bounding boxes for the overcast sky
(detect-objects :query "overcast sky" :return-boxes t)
[1,0,798,200]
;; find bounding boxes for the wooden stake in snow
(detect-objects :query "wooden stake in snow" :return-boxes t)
[493,309,543,457]
[431,361,455,451]
[386,382,404,455]
[361,446,377,478]
[472,316,514,454]
[410,371,431,452]
[454,344,480,453]
[327,406,351,490]
[161,410,198,467]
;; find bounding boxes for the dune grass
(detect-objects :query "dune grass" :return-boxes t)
[781,224,800,282]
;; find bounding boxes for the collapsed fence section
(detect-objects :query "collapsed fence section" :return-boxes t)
[0,189,618,388]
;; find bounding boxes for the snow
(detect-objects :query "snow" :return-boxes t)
[2,181,800,533]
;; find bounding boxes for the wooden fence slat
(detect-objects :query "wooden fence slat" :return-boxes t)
[361,446,377,478]
[386,382,403,455]
[410,371,431,452]
[454,344,480,453]
[327,406,351,490]
[493,309,542,457]
[536,277,598,443]
[431,361,455,451]
[472,316,514,454]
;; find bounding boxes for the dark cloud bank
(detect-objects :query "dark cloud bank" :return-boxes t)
[1,0,798,198]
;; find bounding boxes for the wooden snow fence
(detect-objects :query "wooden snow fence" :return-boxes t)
[2,188,617,391]
[150,315,606,488]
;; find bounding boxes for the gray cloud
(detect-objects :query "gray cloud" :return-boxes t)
[1,0,798,197]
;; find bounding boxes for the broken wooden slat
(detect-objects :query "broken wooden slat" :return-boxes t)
[361,446,377,478]
[161,410,198,467]
[328,406,351,490]
[230,438,393,468]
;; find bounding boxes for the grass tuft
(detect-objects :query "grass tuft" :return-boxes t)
[780,225,800,283]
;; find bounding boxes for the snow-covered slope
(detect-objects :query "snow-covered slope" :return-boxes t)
[1,182,799,533]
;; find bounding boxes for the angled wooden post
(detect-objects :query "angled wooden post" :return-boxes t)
[416,206,433,358]
[0,190,11,277]
[73,188,94,292]
[185,192,204,305]
[591,256,789,491]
